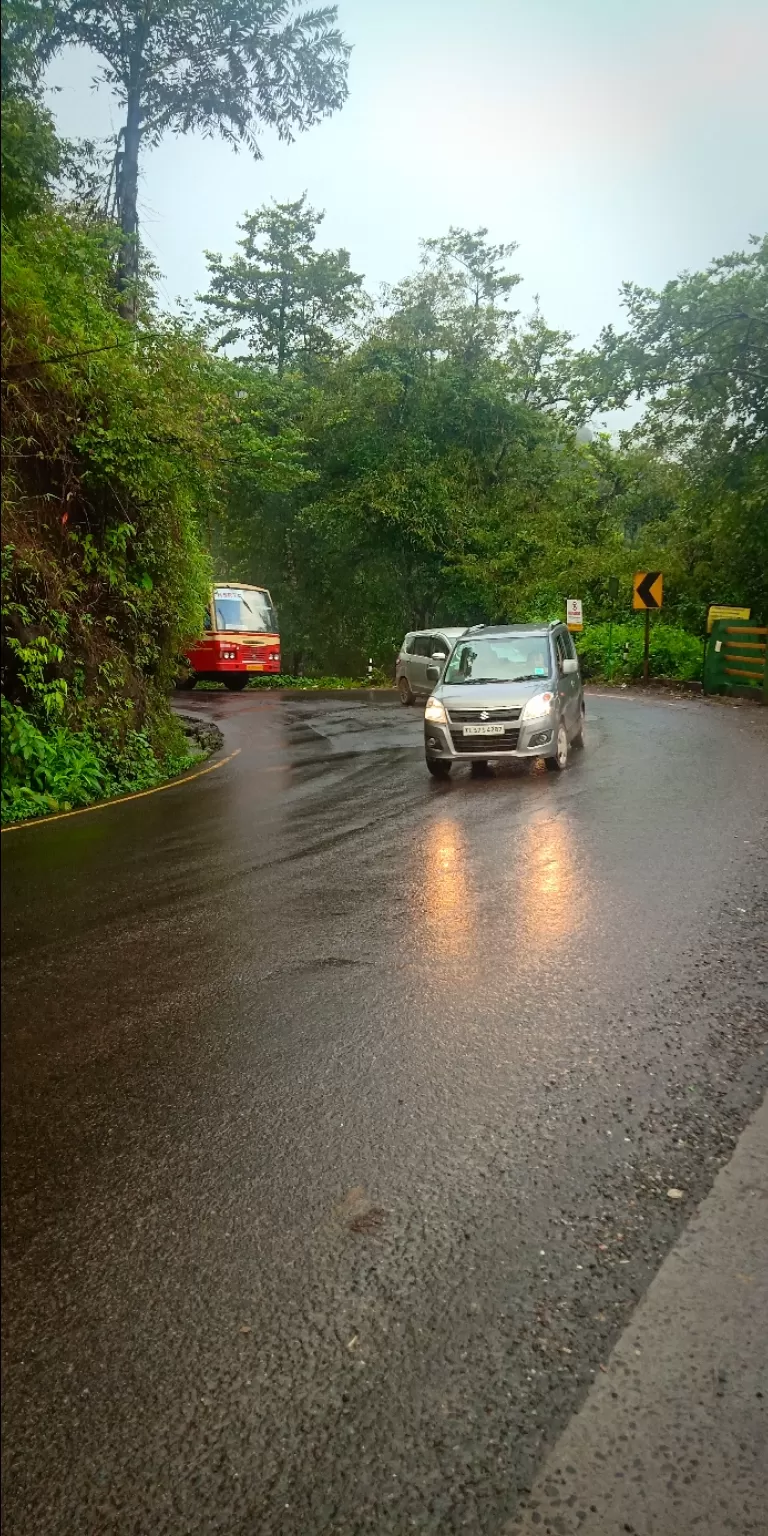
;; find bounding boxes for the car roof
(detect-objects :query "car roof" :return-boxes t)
[406,626,468,637]
[460,623,556,638]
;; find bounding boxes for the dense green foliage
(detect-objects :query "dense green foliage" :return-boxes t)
[0,208,213,814]
[1,1,59,220]
[1,697,196,822]
[1,4,765,820]
[580,238,768,625]
[0,196,312,815]
[204,213,766,673]
[198,671,388,690]
[574,623,704,683]
[0,39,309,819]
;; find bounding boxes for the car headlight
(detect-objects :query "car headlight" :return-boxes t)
[424,697,448,724]
[522,691,555,722]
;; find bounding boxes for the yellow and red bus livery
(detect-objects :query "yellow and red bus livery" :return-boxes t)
[180,583,280,691]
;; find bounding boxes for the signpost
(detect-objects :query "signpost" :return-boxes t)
[566,598,583,632]
[633,572,663,681]
[606,576,619,678]
[706,604,750,633]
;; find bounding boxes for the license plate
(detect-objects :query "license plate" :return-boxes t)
[245,663,265,670]
[463,723,504,736]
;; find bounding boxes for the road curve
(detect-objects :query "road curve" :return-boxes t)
[2,689,767,1535]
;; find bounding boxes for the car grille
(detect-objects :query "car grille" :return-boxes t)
[447,707,522,723]
[450,728,521,754]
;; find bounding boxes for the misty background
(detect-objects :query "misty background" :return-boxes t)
[44,0,767,344]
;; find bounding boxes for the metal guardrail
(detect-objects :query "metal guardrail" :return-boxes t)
[703,618,768,701]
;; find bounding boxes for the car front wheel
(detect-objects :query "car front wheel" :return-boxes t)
[426,758,452,779]
[546,720,569,771]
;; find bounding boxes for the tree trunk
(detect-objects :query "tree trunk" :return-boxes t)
[277,276,288,376]
[116,79,143,318]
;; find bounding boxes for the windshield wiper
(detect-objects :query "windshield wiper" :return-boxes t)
[453,674,546,685]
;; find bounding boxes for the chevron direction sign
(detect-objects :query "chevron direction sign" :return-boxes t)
[633,571,663,610]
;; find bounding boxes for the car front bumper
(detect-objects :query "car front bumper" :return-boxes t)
[424,719,556,760]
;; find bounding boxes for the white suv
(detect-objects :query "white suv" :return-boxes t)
[396,628,468,704]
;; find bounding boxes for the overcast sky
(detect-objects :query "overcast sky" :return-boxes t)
[45,0,768,343]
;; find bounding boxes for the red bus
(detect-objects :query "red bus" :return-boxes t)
[179,583,281,691]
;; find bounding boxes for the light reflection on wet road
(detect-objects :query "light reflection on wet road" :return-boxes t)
[423,817,473,955]
[2,689,767,1536]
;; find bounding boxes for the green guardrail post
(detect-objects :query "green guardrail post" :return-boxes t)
[705,617,767,700]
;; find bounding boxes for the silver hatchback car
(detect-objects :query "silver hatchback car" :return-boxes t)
[396,627,468,704]
[422,622,585,778]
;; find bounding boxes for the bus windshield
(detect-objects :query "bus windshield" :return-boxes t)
[213,587,277,634]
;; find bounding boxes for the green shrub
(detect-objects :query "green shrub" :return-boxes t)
[1,698,196,823]
[193,670,391,691]
[1,699,105,820]
[575,622,704,682]
[0,211,223,822]
[247,670,390,689]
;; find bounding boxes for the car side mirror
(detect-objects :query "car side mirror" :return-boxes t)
[562,657,579,675]
[426,665,440,683]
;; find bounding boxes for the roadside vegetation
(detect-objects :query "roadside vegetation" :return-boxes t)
[2,2,765,820]
[1,0,343,821]
[196,671,390,692]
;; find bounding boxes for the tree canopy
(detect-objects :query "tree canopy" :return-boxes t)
[583,237,768,455]
[577,238,768,621]
[50,1,350,302]
[208,216,766,671]
[201,194,364,373]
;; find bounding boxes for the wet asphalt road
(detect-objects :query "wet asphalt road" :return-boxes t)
[2,689,767,1536]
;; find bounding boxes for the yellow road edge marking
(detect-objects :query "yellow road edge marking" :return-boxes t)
[1,748,242,834]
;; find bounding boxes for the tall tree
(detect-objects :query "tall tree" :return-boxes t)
[52,1,350,308]
[201,194,364,372]
[383,226,521,368]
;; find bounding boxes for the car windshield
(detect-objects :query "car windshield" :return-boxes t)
[214,587,277,633]
[443,635,552,684]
